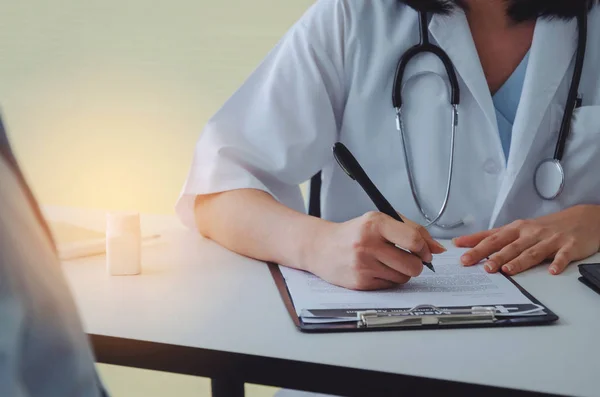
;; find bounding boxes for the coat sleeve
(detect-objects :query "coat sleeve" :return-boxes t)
[175,0,349,229]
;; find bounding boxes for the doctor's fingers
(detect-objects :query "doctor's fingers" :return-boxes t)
[549,243,579,275]
[378,217,433,263]
[489,235,560,275]
[460,228,521,267]
[483,234,543,273]
[375,243,423,278]
[453,228,500,248]
[399,213,447,254]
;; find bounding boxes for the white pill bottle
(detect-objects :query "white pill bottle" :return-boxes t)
[106,212,142,276]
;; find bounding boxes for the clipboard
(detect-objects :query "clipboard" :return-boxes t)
[268,263,559,333]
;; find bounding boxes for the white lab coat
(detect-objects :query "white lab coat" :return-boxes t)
[176,0,600,239]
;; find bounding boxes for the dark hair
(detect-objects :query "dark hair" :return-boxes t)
[400,0,598,22]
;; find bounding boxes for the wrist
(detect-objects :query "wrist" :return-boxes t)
[285,216,335,273]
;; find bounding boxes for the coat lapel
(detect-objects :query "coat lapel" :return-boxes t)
[429,11,498,138]
[490,17,579,226]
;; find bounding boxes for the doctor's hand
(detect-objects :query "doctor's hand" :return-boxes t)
[307,211,446,291]
[454,205,600,276]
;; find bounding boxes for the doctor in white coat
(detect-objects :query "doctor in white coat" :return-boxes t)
[177,0,600,291]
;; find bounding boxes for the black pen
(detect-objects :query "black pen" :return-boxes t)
[332,142,435,272]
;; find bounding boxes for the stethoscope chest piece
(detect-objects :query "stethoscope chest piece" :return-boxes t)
[534,159,565,200]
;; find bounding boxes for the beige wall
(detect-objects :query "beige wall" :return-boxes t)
[1,0,315,214]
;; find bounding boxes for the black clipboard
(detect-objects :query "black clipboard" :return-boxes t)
[268,263,559,333]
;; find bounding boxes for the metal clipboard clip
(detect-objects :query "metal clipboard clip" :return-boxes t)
[357,305,497,328]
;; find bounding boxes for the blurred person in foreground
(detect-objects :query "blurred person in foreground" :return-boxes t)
[0,115,109,397]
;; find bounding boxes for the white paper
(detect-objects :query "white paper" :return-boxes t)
[280,246,534,320]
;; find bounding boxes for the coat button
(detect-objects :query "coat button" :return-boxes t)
[484,159,502,174]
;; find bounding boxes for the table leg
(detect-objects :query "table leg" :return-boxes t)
[211,378,245,397]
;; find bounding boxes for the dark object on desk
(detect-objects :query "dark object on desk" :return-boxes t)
[578,263,600,295]
[332,142,435,273]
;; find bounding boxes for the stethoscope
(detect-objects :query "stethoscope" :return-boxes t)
[392,10,588,229]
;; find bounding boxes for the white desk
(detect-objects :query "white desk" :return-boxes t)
[48,206,600,397]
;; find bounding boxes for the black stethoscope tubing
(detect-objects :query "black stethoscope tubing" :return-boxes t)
[392,8,588,224]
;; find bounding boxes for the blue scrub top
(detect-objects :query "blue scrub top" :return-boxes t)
[493,52,530,163]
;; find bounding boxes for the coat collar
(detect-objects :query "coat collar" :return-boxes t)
[429,10,498,138]
[490,16,579,225]
[502,16,579,180]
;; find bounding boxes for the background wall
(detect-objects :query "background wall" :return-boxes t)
[0,0,315,214]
